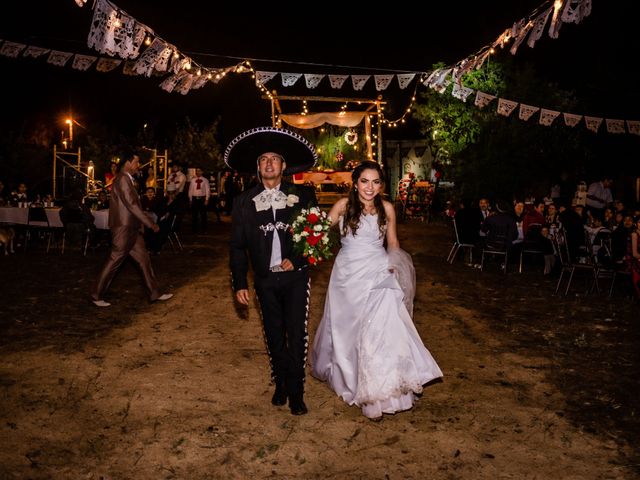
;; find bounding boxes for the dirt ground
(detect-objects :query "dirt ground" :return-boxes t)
[0,217,638,479]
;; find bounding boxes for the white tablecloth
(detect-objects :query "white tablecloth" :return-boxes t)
[0,207,63,228]
[92,210,109,230]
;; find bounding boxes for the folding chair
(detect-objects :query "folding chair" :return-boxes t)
[167,214,183,251]
[518,223,546,273]
[480,223,511,274]
[24,207,54,252]
[446,217,476,264]
[554,229,597,296]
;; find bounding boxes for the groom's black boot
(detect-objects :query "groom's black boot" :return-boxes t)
[289,392,308,415]
[271,378,287,406]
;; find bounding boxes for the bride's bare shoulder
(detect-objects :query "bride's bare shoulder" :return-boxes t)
[329,197,349,222]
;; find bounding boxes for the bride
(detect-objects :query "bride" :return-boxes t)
[311,161,443,420]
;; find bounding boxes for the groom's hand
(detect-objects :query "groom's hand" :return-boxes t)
[236,289,250,305]
[280,258,295,272]
[280,259,294,271]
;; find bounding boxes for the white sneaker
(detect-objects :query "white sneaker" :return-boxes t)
[156,293,173,301]
[92,299,111,307]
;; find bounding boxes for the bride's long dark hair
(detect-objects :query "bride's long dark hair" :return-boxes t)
[342,161,387,237]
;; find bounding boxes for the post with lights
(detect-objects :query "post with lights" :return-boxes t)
[65,117,73,149]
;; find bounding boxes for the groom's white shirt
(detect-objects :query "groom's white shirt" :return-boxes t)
[267,184,283,269]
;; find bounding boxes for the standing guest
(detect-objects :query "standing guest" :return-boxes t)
[586,177,613,220]
[104,161,118,191]
[222,170,237,215]
[188,167,210,233]
[145,166,157,191]
[166,163,186,198]
[227,127,318,415]
[91,148,172,307]
[208,172,222,223]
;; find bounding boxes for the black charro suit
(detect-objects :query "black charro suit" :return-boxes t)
[230,181,317,402]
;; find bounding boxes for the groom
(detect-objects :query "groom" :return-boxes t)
[226,127,318,415]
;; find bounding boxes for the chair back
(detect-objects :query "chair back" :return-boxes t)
[554,229,572,267]
[169,213,178,231]
[27,207,49,227]
[524,223,543,240]
[452,217,462,243]
[484,223,511,251]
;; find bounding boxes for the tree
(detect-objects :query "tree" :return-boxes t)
[168,117,223,172]
[412,54,601,202]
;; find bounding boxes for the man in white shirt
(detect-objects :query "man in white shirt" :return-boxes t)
[188,167,210,233]
[166,163,186,196]
[586,178,613,220]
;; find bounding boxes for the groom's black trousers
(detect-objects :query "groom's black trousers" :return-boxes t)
[254,268,310,397]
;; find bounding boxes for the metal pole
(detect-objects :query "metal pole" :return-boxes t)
[53,144,57,199]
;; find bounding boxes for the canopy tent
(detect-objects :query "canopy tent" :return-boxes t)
[265,93,386,166]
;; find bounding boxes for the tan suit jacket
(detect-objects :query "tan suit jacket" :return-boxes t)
[109,172,155,230]
[92,170,161,301]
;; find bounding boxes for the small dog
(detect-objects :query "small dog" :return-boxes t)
[0,227,16,255]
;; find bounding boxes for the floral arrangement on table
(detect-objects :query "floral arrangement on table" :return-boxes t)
[290,206,336,265]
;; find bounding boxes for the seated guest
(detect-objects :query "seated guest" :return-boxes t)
[11,182,29,206]
[603,207,616,230]
[523,200,545,235]
[454,198,482,246]
[545,203,559,226]
[481,201,519,250]
[60,190,95,246]
[96,190,110,210]
[523,200,555,273]
[0,180,7,206]
[145,191,183,254]
[140,187,160,215]
[558,201,586,262]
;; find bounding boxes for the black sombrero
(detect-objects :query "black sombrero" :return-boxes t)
[224,127,317,175]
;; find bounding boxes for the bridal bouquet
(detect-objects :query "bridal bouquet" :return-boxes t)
[290,207,335,265]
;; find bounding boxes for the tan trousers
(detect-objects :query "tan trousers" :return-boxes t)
[92,226,160,301]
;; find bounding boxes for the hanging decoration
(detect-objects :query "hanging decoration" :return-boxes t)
[497,98,518,117]
[328,75,349,89]
[47,50,73,67]
[344,129,358,145]
[72,54,97,71]
[539,108,561,126]
[4,0,635,138]
[606,119,626,134]
[584,116,603,133]
[304,73,324,89]
[87,0,147,59]
[563,112,583,127]
[351,75,370,91]
[518,104,540,121]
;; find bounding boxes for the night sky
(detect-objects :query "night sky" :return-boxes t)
[1,1,638,145]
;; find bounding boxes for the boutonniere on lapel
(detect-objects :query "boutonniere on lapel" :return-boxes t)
[285,194,299,207]
[253,190,299,212]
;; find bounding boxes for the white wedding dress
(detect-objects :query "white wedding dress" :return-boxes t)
[311,214,443,419]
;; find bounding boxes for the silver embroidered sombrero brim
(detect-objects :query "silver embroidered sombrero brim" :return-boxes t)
[224,127,318,175]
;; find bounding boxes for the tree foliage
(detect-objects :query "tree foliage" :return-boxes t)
[168,117,222,171]
[411,54,633,202]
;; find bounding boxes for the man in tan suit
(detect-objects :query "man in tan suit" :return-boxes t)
[91,149,173,307]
